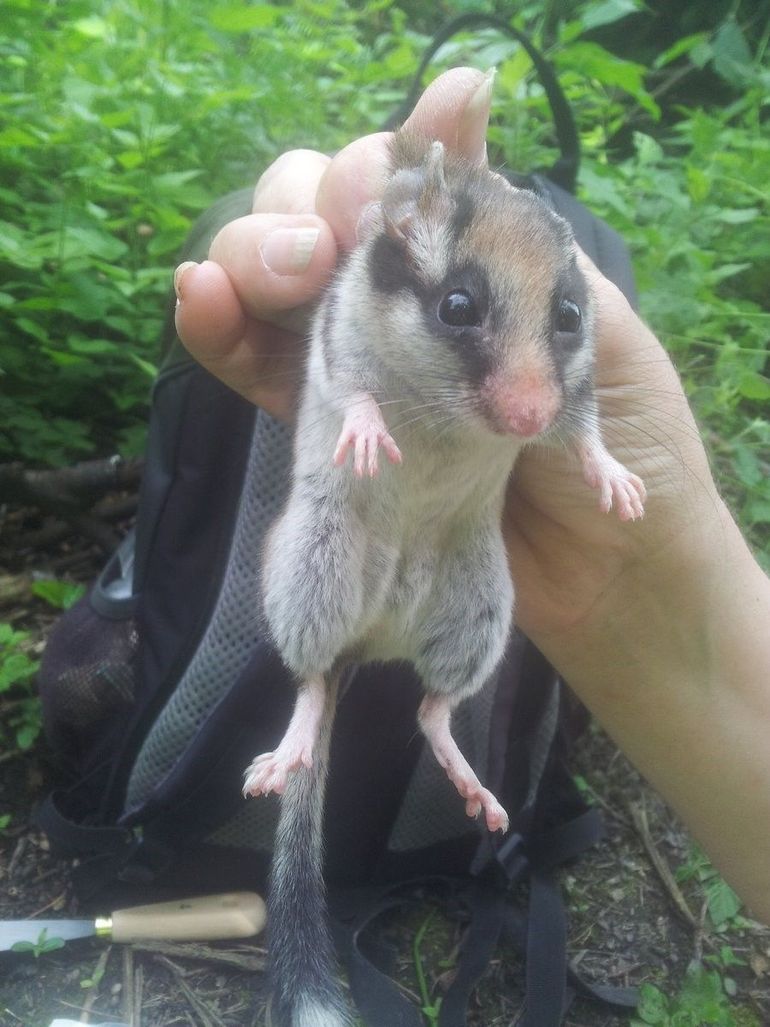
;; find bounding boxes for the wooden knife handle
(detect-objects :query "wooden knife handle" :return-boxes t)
[110,892,266,942]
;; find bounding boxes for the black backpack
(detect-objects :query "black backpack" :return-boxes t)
[36,17,640,1027]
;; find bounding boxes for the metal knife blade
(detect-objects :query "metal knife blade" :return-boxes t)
[1,891,266,952]
[0,919,101,950]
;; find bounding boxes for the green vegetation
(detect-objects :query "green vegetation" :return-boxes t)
[631,963,760,1027]
[677,846,743,931]
[1,2,767,567]
[0,621,41,751]
[10,927,66,958]
[0,580,83,754]
[0,2,767,1014]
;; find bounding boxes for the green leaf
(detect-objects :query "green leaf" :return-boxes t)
[716,207,759,224]
[0,624,27,646]
[128,351,158,378]
[580,0,641,31]
[557,43,660,117]
[16,719,41,750]
[635,982,669,1023]
[712,19,755,87]
[0,126,38,147]
[65,336,121,356]
[209,5,282,31]
[59,226,128,262]
[11,940,36,953]
[654,32,711,69]
[745,498,770,526]
[31,579,86,610]
[71,16,109,39]
[0,651,39,690]
[705,877,742,927]
[678,967,728,1020]
[738,372,770,401]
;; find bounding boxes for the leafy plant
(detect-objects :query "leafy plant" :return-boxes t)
[31,578,86,611]
[413,907,443,1025]
[0,0,427,467]
[1,0,767,582]
[0,622,42,752]
[11,928,66,958]
[676,846,743,930]
[80,960,107,990]
[631,963,760,1027]
[704,947,748,999]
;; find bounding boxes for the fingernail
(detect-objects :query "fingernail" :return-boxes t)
[260,227,320,276]
[458,67,496,164]
[173,260,198,301]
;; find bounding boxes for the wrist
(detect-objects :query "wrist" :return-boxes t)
[536,502,770,922]
[535,497,756,702]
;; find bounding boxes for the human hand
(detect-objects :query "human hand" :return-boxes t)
[505,259,720,643]
[174,67,720,648]
[173,66,494,421]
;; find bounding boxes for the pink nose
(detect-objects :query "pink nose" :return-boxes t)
[504,406,553,437]
[482,373,561,438]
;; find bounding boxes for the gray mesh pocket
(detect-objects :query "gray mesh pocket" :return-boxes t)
[125,410,291,815]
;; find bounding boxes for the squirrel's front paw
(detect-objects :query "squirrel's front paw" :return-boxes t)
[332,403,402,477]
[582,448,646,521]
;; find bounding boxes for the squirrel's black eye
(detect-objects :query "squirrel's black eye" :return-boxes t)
[557,298,582,333]
[438,290,481,327]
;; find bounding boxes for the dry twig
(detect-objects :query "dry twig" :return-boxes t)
[629,802,699,929]
[153,954,227,1027]
[79,945,112,1023]
[131,939,267,972]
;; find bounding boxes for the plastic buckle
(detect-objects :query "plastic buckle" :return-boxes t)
[495,831,530,883]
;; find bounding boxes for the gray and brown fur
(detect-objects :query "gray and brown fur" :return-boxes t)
[245,131,644,1027]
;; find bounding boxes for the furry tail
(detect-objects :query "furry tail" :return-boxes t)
[269,678,350,1027]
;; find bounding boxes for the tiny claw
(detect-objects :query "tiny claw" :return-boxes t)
[382,435,403,465]
[466,798,482,819]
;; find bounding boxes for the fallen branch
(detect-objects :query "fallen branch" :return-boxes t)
[122,945,141,1027]
[0,457,142,509]
[79,944,113,1023]
[629,802,699,930]
[0,456,142,554]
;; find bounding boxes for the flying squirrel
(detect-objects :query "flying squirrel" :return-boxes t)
[242,128,646,1027]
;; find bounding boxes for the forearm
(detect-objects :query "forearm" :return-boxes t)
[535,500,770,923]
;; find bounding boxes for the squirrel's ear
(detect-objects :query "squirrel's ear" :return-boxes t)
[381,141,449,244]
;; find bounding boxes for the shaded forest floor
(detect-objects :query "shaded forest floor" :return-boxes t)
[1,503,769,1027]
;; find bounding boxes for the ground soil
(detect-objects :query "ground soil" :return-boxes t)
[1,504,769,1027]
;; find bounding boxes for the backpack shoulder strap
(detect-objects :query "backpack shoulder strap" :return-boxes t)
[382,14,580,193]
[536,175,639,308]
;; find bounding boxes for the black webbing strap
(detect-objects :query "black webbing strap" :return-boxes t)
[382,13,580,193]
[36,790,134,859]
[331,889,426,1027]
[329,805,617,1027]
[521,868,569,1026]
[437,881,506,1027]
[567,968,638,1011]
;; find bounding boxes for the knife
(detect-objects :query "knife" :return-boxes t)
[1,891,266,952]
